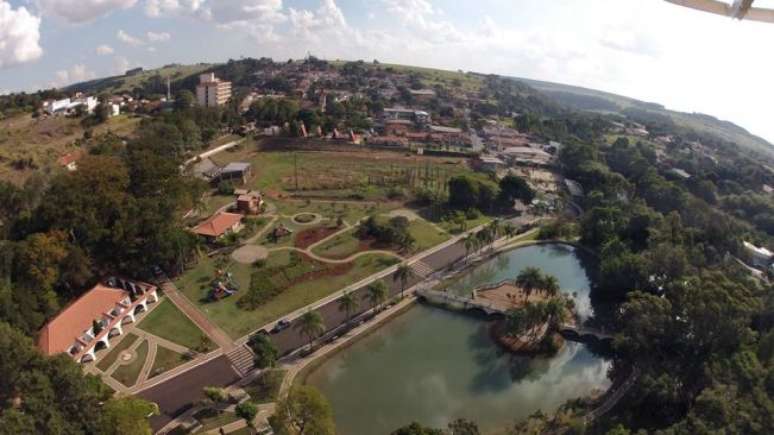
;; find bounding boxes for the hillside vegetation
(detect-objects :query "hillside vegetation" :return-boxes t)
[520,77,774,158]
[0,113,140,185]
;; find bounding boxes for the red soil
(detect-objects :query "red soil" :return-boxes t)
[294,226,341,249]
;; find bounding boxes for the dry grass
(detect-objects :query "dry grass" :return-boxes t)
[0,113,140,185]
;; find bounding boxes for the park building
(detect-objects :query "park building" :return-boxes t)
[196,73,232,107]
[37,279,159,364]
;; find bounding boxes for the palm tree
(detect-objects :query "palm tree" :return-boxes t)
[516,267,543,303]
[503,223,517,239]
[543,298,568,332]
[393,263,414,299]
[541,275,561,298]
[337,291,358,325]
[364,281,388,313]
[294,311,325,351]
[463,233,476,262]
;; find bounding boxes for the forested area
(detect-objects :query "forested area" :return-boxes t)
[0,102,219,433]
[507,126,774,433]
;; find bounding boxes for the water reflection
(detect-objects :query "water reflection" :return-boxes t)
[306,245,611,435]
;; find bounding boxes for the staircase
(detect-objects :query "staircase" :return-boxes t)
[226,345,255,377]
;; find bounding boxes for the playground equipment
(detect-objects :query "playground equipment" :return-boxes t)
[209,270,240,301]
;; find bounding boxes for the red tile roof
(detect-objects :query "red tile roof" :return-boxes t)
[192,212,243,237]
[58,151,82,167]
[37,284,128,356]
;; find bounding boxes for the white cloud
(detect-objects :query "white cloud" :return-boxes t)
[117,29,144,46]
[112,55,131,74]
[36,0,137,23]
[95,44,114,55]
[146,31,171,42]
[51,64,96,87]
[0,1,42,69]
[144,0,206,18]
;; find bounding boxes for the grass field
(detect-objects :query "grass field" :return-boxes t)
[112,339,148,387]
[193,408,242,432]
[244,370,286,404]
[0,113,140,184]
[436,213,492,234]
[148,345,190,379]
[408,219,451,251]
[210,147,486,201]
[273,199,396,225]
[136,299,215,352]
[176,251,399,338]
[96,332,139,371]
[310,227,362,259]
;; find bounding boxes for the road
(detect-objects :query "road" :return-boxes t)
[141,355,240,431]
[142,238,468,432]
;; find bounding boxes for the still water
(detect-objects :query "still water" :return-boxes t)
[305,244,610,434]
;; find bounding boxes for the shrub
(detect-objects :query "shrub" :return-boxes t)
[236,401,258,423]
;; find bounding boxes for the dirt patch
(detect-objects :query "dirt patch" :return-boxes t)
[294,226,341,249]
[231,245,269,264]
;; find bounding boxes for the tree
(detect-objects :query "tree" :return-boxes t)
[463,233,477,261]
[271,385,335,435]
[295,311,325,351]
[364,281,388,313]
[516,267,543,302]
[448,176,479,210]
[236,401,258,425]
[174,90,195,111]
[203,386,227,403]
[101,397,157,435]
[394,263,414,299]
[337,291,358,324]
[247,333,278,369]
[540,275,560,298]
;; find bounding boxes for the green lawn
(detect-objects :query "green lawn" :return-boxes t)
[437,213,492,234]
[96,332,139,372]
[193,408,242,432]
[273,199,394,225]
[112,339,148,387]
[245,370,286,404]
[136,299,215,352]
[408,219,451,251]
[176,252,399,338]
[148,345,191,379]
[312,216,449,259]
[311,228,362,259]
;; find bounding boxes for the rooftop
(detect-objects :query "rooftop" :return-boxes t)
[38,284,129,356]
[192,212,243,237]
[222,162,251,173]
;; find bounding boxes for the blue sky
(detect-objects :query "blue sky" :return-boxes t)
[2,0,774,142]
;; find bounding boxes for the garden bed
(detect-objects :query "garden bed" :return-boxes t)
[293,225,342,249]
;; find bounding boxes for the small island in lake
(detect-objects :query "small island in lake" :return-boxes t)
[481,267,577,355]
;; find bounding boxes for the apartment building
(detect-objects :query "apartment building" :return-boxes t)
[196,73,232,107]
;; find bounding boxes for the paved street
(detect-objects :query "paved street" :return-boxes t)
[141,355,240,430]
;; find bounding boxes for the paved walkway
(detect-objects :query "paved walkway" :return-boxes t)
[160,280,235,351]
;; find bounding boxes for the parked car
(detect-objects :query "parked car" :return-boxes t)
[271,319,291,334]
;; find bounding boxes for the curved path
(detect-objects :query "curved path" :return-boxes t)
[268,246,404,264]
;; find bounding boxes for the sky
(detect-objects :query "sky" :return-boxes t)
[2,0,774,142]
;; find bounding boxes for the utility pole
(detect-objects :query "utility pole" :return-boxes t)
[294,152,299,191]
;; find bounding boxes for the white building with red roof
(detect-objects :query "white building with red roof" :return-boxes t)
[37,278,158,363]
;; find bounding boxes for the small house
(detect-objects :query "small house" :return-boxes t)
[192,212,244,241]
[236,191,264,215]
[216,162,252,185]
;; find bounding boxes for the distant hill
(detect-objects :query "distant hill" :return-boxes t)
[517,77,774,157]
[65,63,213,95]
